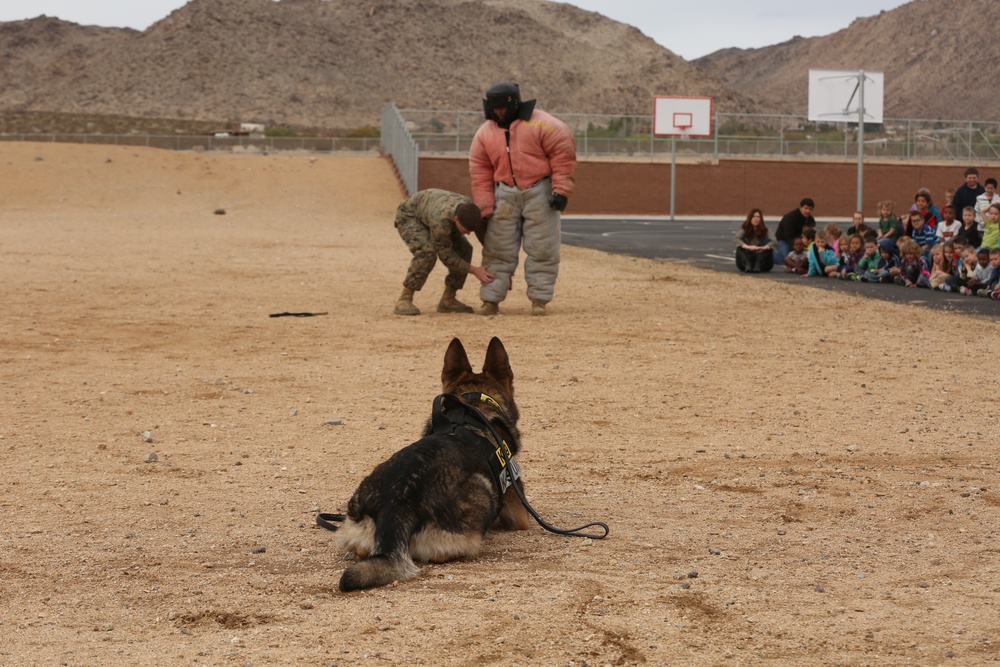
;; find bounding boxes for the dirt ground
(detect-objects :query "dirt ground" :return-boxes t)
[2,142,999,666]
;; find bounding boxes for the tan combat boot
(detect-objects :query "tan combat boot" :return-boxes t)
[436,285,474,313]
[475,301,499,316]
[531,301,547,316]
[393,288,420,316]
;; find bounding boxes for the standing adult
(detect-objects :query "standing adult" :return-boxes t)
[733,208,775,273]
[952,167,985,224]
[773,198,816,265]
[393,189,493,316]
[469,82,577,316]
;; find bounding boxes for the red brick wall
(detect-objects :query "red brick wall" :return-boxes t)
[419,156,976,221]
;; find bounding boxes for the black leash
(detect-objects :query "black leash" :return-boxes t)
[509,476,609,540]
[316,512,345,531]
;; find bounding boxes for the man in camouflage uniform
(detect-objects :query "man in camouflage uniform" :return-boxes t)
[394,189,493,316]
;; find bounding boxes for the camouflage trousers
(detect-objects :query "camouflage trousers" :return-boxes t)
[396,218,472,291]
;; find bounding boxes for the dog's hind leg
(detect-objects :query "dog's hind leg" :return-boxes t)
[332,515,376,559]
[338,508,420,592]
[339,550,420,592]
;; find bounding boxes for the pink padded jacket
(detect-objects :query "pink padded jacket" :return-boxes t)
[469,109,577,219]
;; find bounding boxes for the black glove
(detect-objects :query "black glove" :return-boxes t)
[548,193,568,212]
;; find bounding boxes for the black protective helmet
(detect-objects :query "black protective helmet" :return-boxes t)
[483,82,522,128]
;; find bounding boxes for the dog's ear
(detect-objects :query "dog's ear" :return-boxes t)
[482,337,513,386]
[442,337,473,387]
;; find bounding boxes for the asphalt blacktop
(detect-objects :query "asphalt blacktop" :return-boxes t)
[562,216,1000,320]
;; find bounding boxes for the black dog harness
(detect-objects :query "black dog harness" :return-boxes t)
[431,392,609,540]
[431,392,521,499]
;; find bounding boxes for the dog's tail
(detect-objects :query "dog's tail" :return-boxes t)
[339,550,420,592]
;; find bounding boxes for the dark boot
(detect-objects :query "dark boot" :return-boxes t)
[393,288,420,316]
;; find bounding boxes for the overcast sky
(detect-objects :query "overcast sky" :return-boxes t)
[0,0,910,61]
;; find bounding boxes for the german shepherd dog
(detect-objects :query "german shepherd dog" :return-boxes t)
[327,337,532,591]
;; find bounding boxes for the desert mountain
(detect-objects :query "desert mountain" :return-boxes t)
[0,0,760,132]
[695,0,991,121]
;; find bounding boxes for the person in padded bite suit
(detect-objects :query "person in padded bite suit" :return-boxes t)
[469,82,577,316]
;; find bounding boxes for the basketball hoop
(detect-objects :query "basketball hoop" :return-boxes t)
[673,112,693,133]
[653,97,712,137]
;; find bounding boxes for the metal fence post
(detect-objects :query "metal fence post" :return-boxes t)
[713,112,719,162]
[380,103,419,196]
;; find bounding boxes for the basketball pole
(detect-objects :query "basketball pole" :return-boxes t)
[856,70,865,213]
[670,136,677,221]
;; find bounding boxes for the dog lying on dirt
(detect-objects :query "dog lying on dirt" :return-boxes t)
[322,337,532,591]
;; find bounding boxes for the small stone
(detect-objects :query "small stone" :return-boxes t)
[324,419,344,426]
[142,431,154,443]
[214,208,226,215]
[708,547,722,555]
[687,571,699,578]
[815,584,825,593]
[251,546,266,554]
[680,583,691,589]
[144,452,158,463]
[300,599,314,610]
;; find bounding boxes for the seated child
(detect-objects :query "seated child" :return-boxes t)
[784,236,808,274]
[936,205,962,242]
[983,203,1000,249]
[838,234,864,280]
[807,230,839,277]
[864,238,900,283]
[847,212,873,239]
[906,211,938,258]
[956,246,979,294]
[960,247,994,295]
[893,237,930,287]
[824,223,844,255]
[856,238,881,281]
[977,247,1000,297]
[928,243,957,292]
[951,237,967,266]
[876,200,903,241]
[956,206,983,249]
[802,226,816,246]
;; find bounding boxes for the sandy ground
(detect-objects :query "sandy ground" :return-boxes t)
[2,142,999,666]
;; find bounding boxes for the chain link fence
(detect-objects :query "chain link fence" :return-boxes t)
[398,109,1000,163]
[0,132,381,153]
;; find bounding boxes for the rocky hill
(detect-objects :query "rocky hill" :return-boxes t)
[695,0,992,121]
[0,0,988,133]
[0,0,760,132]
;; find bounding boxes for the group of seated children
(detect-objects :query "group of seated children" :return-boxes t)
[784,195,1000,299]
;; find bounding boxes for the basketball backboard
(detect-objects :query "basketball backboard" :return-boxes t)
[653,96,713,137]
[808,69,884,124]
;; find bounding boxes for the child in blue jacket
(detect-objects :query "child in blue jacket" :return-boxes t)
[807,231,839,277]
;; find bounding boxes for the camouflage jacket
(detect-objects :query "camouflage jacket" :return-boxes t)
[395,189,473,273]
